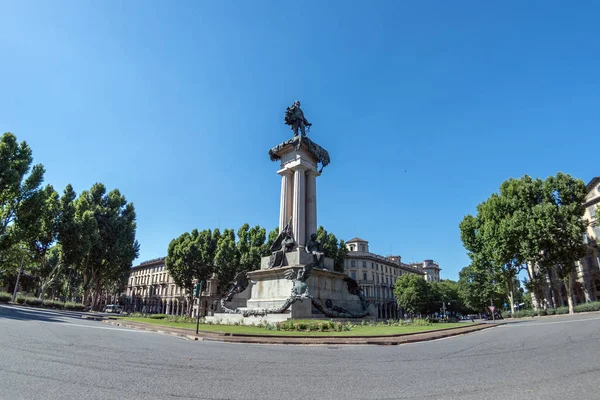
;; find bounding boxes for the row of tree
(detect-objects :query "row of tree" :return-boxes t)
[459,173,590,315]
[165,225,348,316]
[393,274,472,316]
[0,132,139,309]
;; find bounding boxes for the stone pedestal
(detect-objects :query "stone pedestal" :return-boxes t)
[270,136,326,247]
[259,249,334,271]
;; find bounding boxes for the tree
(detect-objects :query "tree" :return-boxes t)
[460,173,588,314]
[214,229,240,292]
[16,184,61,298]
[431,279,465,316]
[535,174,588,314]
[59,184,139,310]
[457,263,504,314]
[237,224,266,272]
[0,133,45,251]
[393,273,431,315]
[165,229,216,316]
[316,226,348,272]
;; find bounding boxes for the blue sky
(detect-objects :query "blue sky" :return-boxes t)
[1,1,598,280]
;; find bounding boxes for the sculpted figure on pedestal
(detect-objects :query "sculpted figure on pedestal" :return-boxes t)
[268,217,295,268]
[305,233,325,269]
[284,100,312,137]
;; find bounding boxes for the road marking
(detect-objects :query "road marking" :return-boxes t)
[37,320,154,333]
[500,317,600,327]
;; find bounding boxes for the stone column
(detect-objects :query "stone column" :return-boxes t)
[278,170,293,232]
[292,166,307,248]
[305,169,318,240]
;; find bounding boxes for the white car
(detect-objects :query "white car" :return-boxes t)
[104,304,122,314]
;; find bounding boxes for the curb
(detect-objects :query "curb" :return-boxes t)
[102,320,496,346]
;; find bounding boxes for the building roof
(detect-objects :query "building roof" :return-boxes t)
[347,237,368,243]
[587,177,600,191]
[132,257,166,269]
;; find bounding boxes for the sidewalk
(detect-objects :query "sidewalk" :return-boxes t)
[102,319,497,345]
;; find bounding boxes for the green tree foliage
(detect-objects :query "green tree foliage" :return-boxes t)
[237,224,266,272]
[0,133,45,250]
[214,229,240,292]
[264,227,279,256]
[60,184,139,309]
[165,229,217,315]
[460,173,588,314]
[316,226,348,272]
[534,174,588,314]
[393,273,431,315]
[431,279,466,315]
[457,264,503,313]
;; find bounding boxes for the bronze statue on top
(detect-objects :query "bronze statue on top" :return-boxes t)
[285,101,312,137]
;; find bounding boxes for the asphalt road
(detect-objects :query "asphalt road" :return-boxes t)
[1,305,599,400]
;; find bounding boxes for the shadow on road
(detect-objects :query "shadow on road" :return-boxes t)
[0,304,92,323]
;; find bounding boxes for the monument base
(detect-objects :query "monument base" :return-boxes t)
[259,248,334,270]
[207,266,376,325]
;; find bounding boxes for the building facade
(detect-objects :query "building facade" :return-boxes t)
[578,177,600,302]
[125,257,220,317]
[407,260,442,282]
[344,237,436,319]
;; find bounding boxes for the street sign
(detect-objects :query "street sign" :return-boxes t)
[488,306,495,313]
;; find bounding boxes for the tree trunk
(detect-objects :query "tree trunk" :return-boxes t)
[506,274,515,315]
[565,277,575,315]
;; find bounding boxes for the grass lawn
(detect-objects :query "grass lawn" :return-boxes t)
[117,317,471,336]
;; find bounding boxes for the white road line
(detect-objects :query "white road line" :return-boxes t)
[36,320,153,332]
[500,317,600,327]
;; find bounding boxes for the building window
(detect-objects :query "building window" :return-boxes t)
[351,272,356,280]
[360,244,366,252]
[362,261,367,268]
[371,262,374,269]
[363,272,367,281]
[351,260,356,268]
[593,225,600,240]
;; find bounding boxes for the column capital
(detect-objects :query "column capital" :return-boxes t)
[277,168,293,177]
[291,164,309,172]
[305,169,321,177]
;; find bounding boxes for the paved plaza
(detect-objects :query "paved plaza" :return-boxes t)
[1,305,599,400]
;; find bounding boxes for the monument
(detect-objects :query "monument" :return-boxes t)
[207,101,374,324]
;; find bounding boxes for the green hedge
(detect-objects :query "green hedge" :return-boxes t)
[149,314,168,319]
[509,301,600,318]
[574,301,600,313]
[64,302,85,311]
[24,297,43,306]
[0,292,12,302]
[42,300,65,309]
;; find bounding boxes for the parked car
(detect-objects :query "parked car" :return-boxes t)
[104,304,122,314]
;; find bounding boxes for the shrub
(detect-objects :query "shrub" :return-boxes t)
[64,302,85,311]
[42,300,65,309]
[149,314,168,319]
[16,296,25,304]
[0,292,12,303]
[129,312,143,318]
[165,315,194,324]
[555,306,569,315]
[24,297,43,306]
[574,301,600,313]
[546,308,556,315]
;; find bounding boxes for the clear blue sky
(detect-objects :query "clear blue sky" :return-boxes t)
[1,1,598,280]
